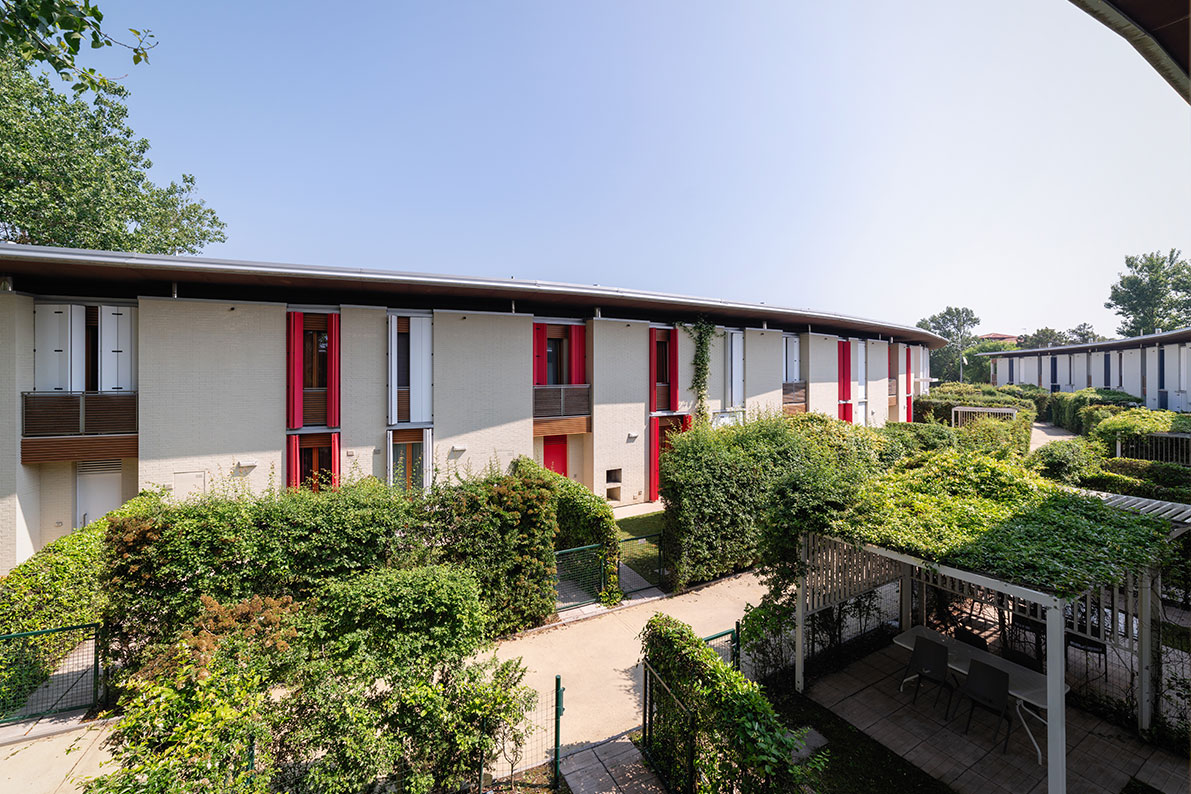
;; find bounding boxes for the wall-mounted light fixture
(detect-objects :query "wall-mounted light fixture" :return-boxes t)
[626,433,639,442]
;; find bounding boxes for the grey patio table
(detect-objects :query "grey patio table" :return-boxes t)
[894,625,1069,764]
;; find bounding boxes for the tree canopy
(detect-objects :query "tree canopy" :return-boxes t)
[961,339,1016,383]
[0,0,152,90]
[1017,327,1071,349]
[0,56,225,253]
[917,306,980,382]
[1105,249,1191,337]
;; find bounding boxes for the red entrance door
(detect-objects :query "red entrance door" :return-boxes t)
[543,435,568,477]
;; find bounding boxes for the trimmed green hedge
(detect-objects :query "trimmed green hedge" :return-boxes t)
[510,456,621,603]
[640,614,817,792]
[1026,438,1104,484]
[1049,388,1140,433]
[0,521,106,716]
[1079,403,1128,436]
[659,413,885,591]
[1078,458,1191,504]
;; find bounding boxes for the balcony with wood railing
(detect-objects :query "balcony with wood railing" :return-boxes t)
[533,384,592,436]
[782,381,807,415]
[21,392,138,464]
[23,392,137,436]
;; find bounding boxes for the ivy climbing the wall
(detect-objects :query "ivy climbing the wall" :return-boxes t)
[682,317,718,424]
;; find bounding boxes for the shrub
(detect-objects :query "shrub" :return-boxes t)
[955,415,1026,459]
[1079,403,1128,436]
[427,471,558,637]
[1105,458,1191,490]
[1049,388,1140,433]
[0,521,105,716]
[1027,438,1104,484]
[640,614,818,793]
[510,456,621,604]
[1093,408,1191,448]
[659,413,884,590]
[876,421,957,455]
[1079,458,1191,504]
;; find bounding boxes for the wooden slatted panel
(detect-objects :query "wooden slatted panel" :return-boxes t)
[23,393,81,436]
[396,388,410,423]
[298,432,333,449]
[391,428,422,444]
[545,324,567,339]
[83,393,137,434]
[396,316,410,334]
[303,389,327,425]
[804,535,901,614]
[783,404,807,416]
[534,385,591,418]
[533,416,591,437]
[654,383,672,412]
[562,385,591,416]
[22,434,137,463]
[303,314,328,331]
[782,381,807,406]
[654,329,670,343]
[534,386,563,418]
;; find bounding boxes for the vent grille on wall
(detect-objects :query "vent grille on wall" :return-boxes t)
[77,460,122,475]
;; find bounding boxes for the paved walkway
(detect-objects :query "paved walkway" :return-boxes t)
[495,572,765,753]
[0,720,111,794]
[1030,421,1078,452]
[561,735,664,793]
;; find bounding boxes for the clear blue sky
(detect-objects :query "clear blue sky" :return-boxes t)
[80,1,1190,337]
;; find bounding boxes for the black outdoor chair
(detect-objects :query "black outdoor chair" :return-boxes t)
[899,635,955,713]
[954,659,1012,752]
[955,626,989,652]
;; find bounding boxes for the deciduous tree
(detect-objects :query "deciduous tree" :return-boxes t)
[1105,249,1191,337]
[0,56,225,253]
[917,306,980,382]
[1017,327,1071,349]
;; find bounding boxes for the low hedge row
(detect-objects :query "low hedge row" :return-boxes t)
[104,470,560,672]
[1093,408,1191,448]
[912,384,1036,455]
[0,521,106,716]
[640,614,817,792]
[1048,388,1140,432]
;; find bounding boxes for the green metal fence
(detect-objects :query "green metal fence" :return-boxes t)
[555,543,605,610]
[0,622,100,724]
[618,532,663,595]
[641,659,696,794]
[481,674,565,790]
[702,622,741,671]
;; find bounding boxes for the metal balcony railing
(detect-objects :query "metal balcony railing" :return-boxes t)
[22,392,137,437]
[533,384,592,418]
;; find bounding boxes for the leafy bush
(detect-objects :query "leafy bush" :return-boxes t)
[1049,388,1140,433]
[659,413,885,590]
[832,450,1168,597]
[1079,403,1128,436]
[426,471,558,637]
[1027,438,1104,484]
[1079,458,1191,504]
[0,521,105,715]
[955,415,1026,459]
[1093,408,1191,448]
[510,456,621,604]
[1105,458,1191,490]
[640,614,818,792]
[876,421,957,455]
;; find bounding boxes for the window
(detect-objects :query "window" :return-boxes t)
[655,339,670,384]
[389,428,430,491]
[388,314,432,425]
[546,337,565,385]
[784,334,801,383]
[290,431,338,491]
[34,303,137,392]
[304,328,328,388]
[300,445,333,491]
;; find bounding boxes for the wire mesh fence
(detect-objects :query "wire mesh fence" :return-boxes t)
[555,544,604,611]
[619,533,663,595]
[702,625,740,671]
[804,581,902,685]
[482,676,563,790]
[0,623,100,724]
[640,660,695,794]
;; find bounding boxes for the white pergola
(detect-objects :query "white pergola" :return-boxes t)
[789,519,1176,794]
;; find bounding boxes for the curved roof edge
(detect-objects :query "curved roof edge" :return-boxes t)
[977,325,1191,357]
[1067,0,1190,103]
[0,243,947,348]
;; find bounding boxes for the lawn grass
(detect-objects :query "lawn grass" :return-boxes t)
[764,677,956,794]
[616,510,664,540]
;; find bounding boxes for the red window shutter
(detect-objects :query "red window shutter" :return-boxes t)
[287,312,304,430]
[837,340,850,421]
[669,326,679,411]
[330,432,341,487]
[286,434,300,489]
[533,323,548,385]
[906,347,914,422]
[327,313,341,428]
[681,414,693,432]
[649,416,660,502]
[568,325,586,385]
[648,328,658,413]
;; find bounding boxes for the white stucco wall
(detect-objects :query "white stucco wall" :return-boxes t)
[1121,349,1143,402]
[744,328,782,413]
[1020,356,1038,389]
[591,318,649,505]
[1144,347,1160,409]
[806,334,838,416]
[1071,354,1089,390]
[432,311,532,479]
[705,332,726,416]
[38,462,74,546]
[138,297,285,496]
[339,307,388,481]
[0,293,38,573]
[995,358,1009,388]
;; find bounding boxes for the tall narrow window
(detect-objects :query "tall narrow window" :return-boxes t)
[392,441,424,491]
[546,337,564,385]
[785,335,801,383]
[389,314,431,425]
[304,328,328,388]
[292,432,339,490]
[655,339,670,383]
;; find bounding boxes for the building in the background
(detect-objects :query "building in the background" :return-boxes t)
[977,332,1018,342]
[0,243,943,572]
[983,328,1191,409]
